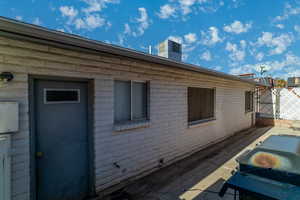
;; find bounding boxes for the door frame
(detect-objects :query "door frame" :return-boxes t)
[29,75,95,200]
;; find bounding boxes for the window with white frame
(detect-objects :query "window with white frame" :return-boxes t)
[245,91,253,112]
[114,80,149,123]
[188,87,215,125]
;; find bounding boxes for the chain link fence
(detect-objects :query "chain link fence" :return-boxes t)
[256,87,300,121]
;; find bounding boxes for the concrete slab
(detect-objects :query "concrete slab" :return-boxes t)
[104,127,300,200]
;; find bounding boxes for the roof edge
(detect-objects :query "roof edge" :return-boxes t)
[0,16,265,86]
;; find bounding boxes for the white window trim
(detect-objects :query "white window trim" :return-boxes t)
[188,118,216,128]
[114,120,150,132]
[113,80,150,125]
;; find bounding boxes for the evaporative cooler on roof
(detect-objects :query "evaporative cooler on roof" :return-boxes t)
[158,39,182,62]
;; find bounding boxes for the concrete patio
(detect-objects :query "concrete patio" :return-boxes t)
[105,126,300,200]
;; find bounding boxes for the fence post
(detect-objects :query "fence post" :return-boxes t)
[275,89,281,120]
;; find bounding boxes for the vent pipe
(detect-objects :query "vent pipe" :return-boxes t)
[148,45,152,55]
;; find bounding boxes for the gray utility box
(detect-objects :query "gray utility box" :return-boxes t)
[0,102,19,134]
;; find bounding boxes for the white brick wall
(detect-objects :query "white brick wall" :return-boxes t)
[0,36,255,199]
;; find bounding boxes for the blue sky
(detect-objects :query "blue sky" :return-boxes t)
[1,0,300,79]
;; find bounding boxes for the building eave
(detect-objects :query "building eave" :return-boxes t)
[0,16,266,86]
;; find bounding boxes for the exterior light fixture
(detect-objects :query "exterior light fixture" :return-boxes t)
[0,72,14,83]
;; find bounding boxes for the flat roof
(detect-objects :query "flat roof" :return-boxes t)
[0,16,264,86]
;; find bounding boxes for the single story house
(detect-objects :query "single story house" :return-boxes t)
[0,17,259,200]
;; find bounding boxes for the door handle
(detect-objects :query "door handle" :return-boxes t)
[36,152,43,158]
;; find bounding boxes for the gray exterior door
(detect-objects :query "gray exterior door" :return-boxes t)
[34,80,89,200]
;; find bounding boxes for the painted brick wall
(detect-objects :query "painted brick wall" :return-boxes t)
[0,36,255,199]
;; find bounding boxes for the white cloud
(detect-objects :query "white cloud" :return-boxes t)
[229,66,251,75]
[276,24,285,29]
[223,20,252,34]
[74,14,105,30]
[255,52,264,61]
[230,0,243,8]
[201,26,223,46]
[181,0,223,14]
[214,66,222,71]
[123,8,151,37]
[119,8,151,45]
[229,52,300,78]
[184,33,197,43]
[179,0,197,15]
[156,0,223,20]
[240,40,246,48]
[60,6,78,19]
[59,1,119,31]
[225,40,246,62]
[257,32,294,55]
[157,4,176,19]
[200,50,212,61]
[33,17,42,25]
[168,35,183,44]
[106,21,112,29]
[286,69,300,78]
[117,34,125,46]
[257,32,273,44]
[295,25,300,33]
[135,8,150,36]
[124,23,131,34]
[118,24,131,45]
[15,16,23,21]
[82,0,120,14]
[274,2,300,22]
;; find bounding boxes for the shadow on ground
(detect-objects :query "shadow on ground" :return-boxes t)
[107,127,276,200]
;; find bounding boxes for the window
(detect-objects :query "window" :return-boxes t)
[188,87,215,124]
[44,89,80,104]
[114,80,148,123]
[245,91,254,112]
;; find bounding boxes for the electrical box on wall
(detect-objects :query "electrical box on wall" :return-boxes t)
[0,102,19,134]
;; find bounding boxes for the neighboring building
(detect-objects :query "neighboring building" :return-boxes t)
[288,77,300,87]
[239,74,274,88]
[253,77,274,88]
[238,73,255,79]
[0,17,260,200]
[274,79,287,88]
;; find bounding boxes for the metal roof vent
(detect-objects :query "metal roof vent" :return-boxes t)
[158,39,182,62]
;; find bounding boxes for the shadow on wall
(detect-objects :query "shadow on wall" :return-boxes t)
[107,127,272,200]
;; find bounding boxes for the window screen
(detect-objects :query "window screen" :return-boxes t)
[188,87,215,123]
[114,80,148,123]
[44,89,80,104]
[132,82,147,120]
[245,91,253,112]
[114,81,131,122]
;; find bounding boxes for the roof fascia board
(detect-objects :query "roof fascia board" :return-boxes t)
[0,17,264,86]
